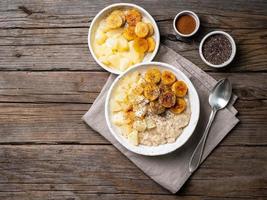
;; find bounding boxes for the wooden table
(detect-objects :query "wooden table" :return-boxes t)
[0,0,266,199]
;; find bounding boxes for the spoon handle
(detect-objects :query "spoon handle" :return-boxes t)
[189,108,218,172]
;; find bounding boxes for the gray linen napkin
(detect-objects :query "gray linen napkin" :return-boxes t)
[82,45,239,193]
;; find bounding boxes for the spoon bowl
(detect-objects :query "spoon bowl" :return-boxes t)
[209,79,232,110]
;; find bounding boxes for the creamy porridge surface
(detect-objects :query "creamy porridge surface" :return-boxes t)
[139,99,191,146]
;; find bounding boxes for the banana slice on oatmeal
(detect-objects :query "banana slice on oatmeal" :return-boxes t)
[170,98,187,114]
[159,91,176,108]
[143,83,160,101]
[149,100,166,115]
[125,9,142,26]
[171,80,188,97]
[161,70,176,85]
[144,68,161,84]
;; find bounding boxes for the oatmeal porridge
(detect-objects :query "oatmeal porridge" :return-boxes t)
[110,67,191,146]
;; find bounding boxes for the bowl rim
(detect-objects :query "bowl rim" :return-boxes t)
[173,10,200,37]
[105,61,200,156]
[88,3,160,75]
[199,30,236,68]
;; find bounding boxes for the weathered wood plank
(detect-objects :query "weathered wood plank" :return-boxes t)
[0,100,266,145]
[0,0,266,29]
[0,72,266,103]
[0,103,102,144]
[1,194,263,200]
[0,145,266,197]
[0,45,101,71]
[0,71,109,103]
[3,193,259,200]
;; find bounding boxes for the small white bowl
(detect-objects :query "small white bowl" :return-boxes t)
[199,31,236,68]
[105,62,200,156]
[173,10,200,37]
[88,3,160,74]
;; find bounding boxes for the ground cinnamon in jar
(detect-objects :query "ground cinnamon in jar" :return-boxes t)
[176,15,196,35]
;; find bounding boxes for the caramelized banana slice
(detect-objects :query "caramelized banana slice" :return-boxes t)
[111,10,126,24]
[161,70,176,85]
[135,22,149,38]
[125,9,142,26]
[144,68,161,84]
[159,91,176,108]
[123,26,137,41]
[147,37,156,52]
[147,23,154,36]
[149,100,166,115]
[159,83,171,93]
[143,83,160,101]
[133,38,148,53]
[170,98,187,114]
[106,13,123,29]
[171,80,188,97]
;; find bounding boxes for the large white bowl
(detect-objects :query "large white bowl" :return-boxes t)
[105,62,200,156]
[88,3,160,74]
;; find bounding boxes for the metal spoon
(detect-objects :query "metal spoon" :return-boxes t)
[189,78,232,172]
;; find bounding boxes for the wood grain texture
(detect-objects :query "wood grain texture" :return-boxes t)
[0,71,109,103]
[0,45,101,71]
[4,194,260,200]
[0,145,266,199]
[1,194,263,200]
[1,0,266,29]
